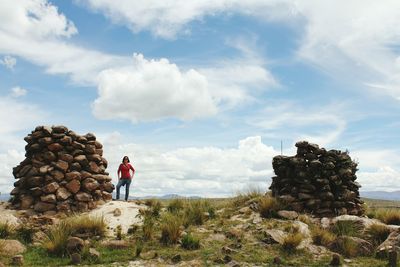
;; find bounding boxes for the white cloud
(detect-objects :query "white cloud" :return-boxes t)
[0,55,16,70]
[92,53,217,122]
[0,0,128,85]
[249,101,347,147]
[79,0,294,39]
[0,149,25,194]
[100,134,278,197]
[92,52,276,122]
[10,86,27,97]
[80,0,400,100]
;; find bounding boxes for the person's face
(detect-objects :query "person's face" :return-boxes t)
[123,158,128,163]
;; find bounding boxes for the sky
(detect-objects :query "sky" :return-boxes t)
[1,0,400,197]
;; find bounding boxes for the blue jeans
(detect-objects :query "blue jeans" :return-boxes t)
[116,179,132,201]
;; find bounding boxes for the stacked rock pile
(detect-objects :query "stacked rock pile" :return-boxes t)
[269,141,364,217]
[10,125,114,213]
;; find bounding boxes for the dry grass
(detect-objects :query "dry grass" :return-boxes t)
[142,216,155,241]
[332,237,358,258]
[369,209,400,225]
[167,198,185,214]
[311,227,336,246]
[365,223,391,246]
[231,186,263,207]
[282,232,304,252]
[160,213,182,245]
[66,214,107,237]
[183,200,210,226]
[0,221,15,238]
[41,221,73,257]
[258,196,281,218]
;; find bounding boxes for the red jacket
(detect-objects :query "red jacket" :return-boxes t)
[118,163,135,179]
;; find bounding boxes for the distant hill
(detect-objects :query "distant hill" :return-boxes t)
[361,191,400,201]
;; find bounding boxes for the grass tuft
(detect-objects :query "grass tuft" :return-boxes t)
[231,186,263,207]
[282,232,303,252]
[311,227,336,246]
[369,209,400,225]
[167,198,185,214]
[258,196,281,218]
[66,214,107,237]
[330,220,363,237]
[41,221,73,257]
[0,221,15,238]
[365,223,391,246]
[160,213,182,245]
[181,233,200,250]
[15,224,36,244]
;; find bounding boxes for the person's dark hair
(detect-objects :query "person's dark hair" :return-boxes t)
[122,156,130,163]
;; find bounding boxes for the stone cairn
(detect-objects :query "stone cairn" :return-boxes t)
[10,125,114,213]
[269,141,364,217]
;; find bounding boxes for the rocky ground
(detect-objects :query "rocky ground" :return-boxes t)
[0,196,398,266]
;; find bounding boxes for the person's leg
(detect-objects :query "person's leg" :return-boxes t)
[116,179,124,200]
[125,179,132,201]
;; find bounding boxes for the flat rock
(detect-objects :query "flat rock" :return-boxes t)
[0,240,26,255]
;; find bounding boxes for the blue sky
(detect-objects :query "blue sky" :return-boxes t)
[1,0,400,197]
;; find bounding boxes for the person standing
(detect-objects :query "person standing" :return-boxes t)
[116,156,135,201]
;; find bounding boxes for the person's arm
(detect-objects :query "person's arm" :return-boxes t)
[130,164,135,179]
[117,164,121,180]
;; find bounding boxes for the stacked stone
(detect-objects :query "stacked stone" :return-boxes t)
[269,141,364,217]
[10,125,114,213]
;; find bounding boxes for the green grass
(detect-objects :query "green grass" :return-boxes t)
[41,221,73,257]
[167,198,185,213]
[230,186,263,207]
[160,213,182,245]
[181,233,200,250]
[331,220,363,237]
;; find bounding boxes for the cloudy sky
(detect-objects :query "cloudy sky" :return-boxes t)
[1,0,400,197]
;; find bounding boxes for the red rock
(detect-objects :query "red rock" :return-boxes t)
[34,202,56,212]
[40,194,57,203]
[88,161,100,173]
[43,182,60,194]
[75,192,92,202]
[47,143,63,152]
[65,171,81,181]
[102,191,112,201]
[52,160,69,172]
[58,152,73,163]
[50,169,65,182]
[56,187,72,201]
[20,195,34,209]
[66,179,80,194]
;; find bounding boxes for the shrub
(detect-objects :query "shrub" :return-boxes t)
[331,220,363,237]
[258,196,280,218]
[181,233,200,250]
[127,224,139,235]
[282,232,303,252]
[135,241,143,257]
[66,214,107,237]
[311,227,336,246]
[160,213,182,245]
[15,224,35,244]
[41,221,73,257]
[0,221,14,238]
[144,199,162,217]
[183,200,208,226]
[142,216,155,241]
[365,223,391,246]
[167,198,185,214]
